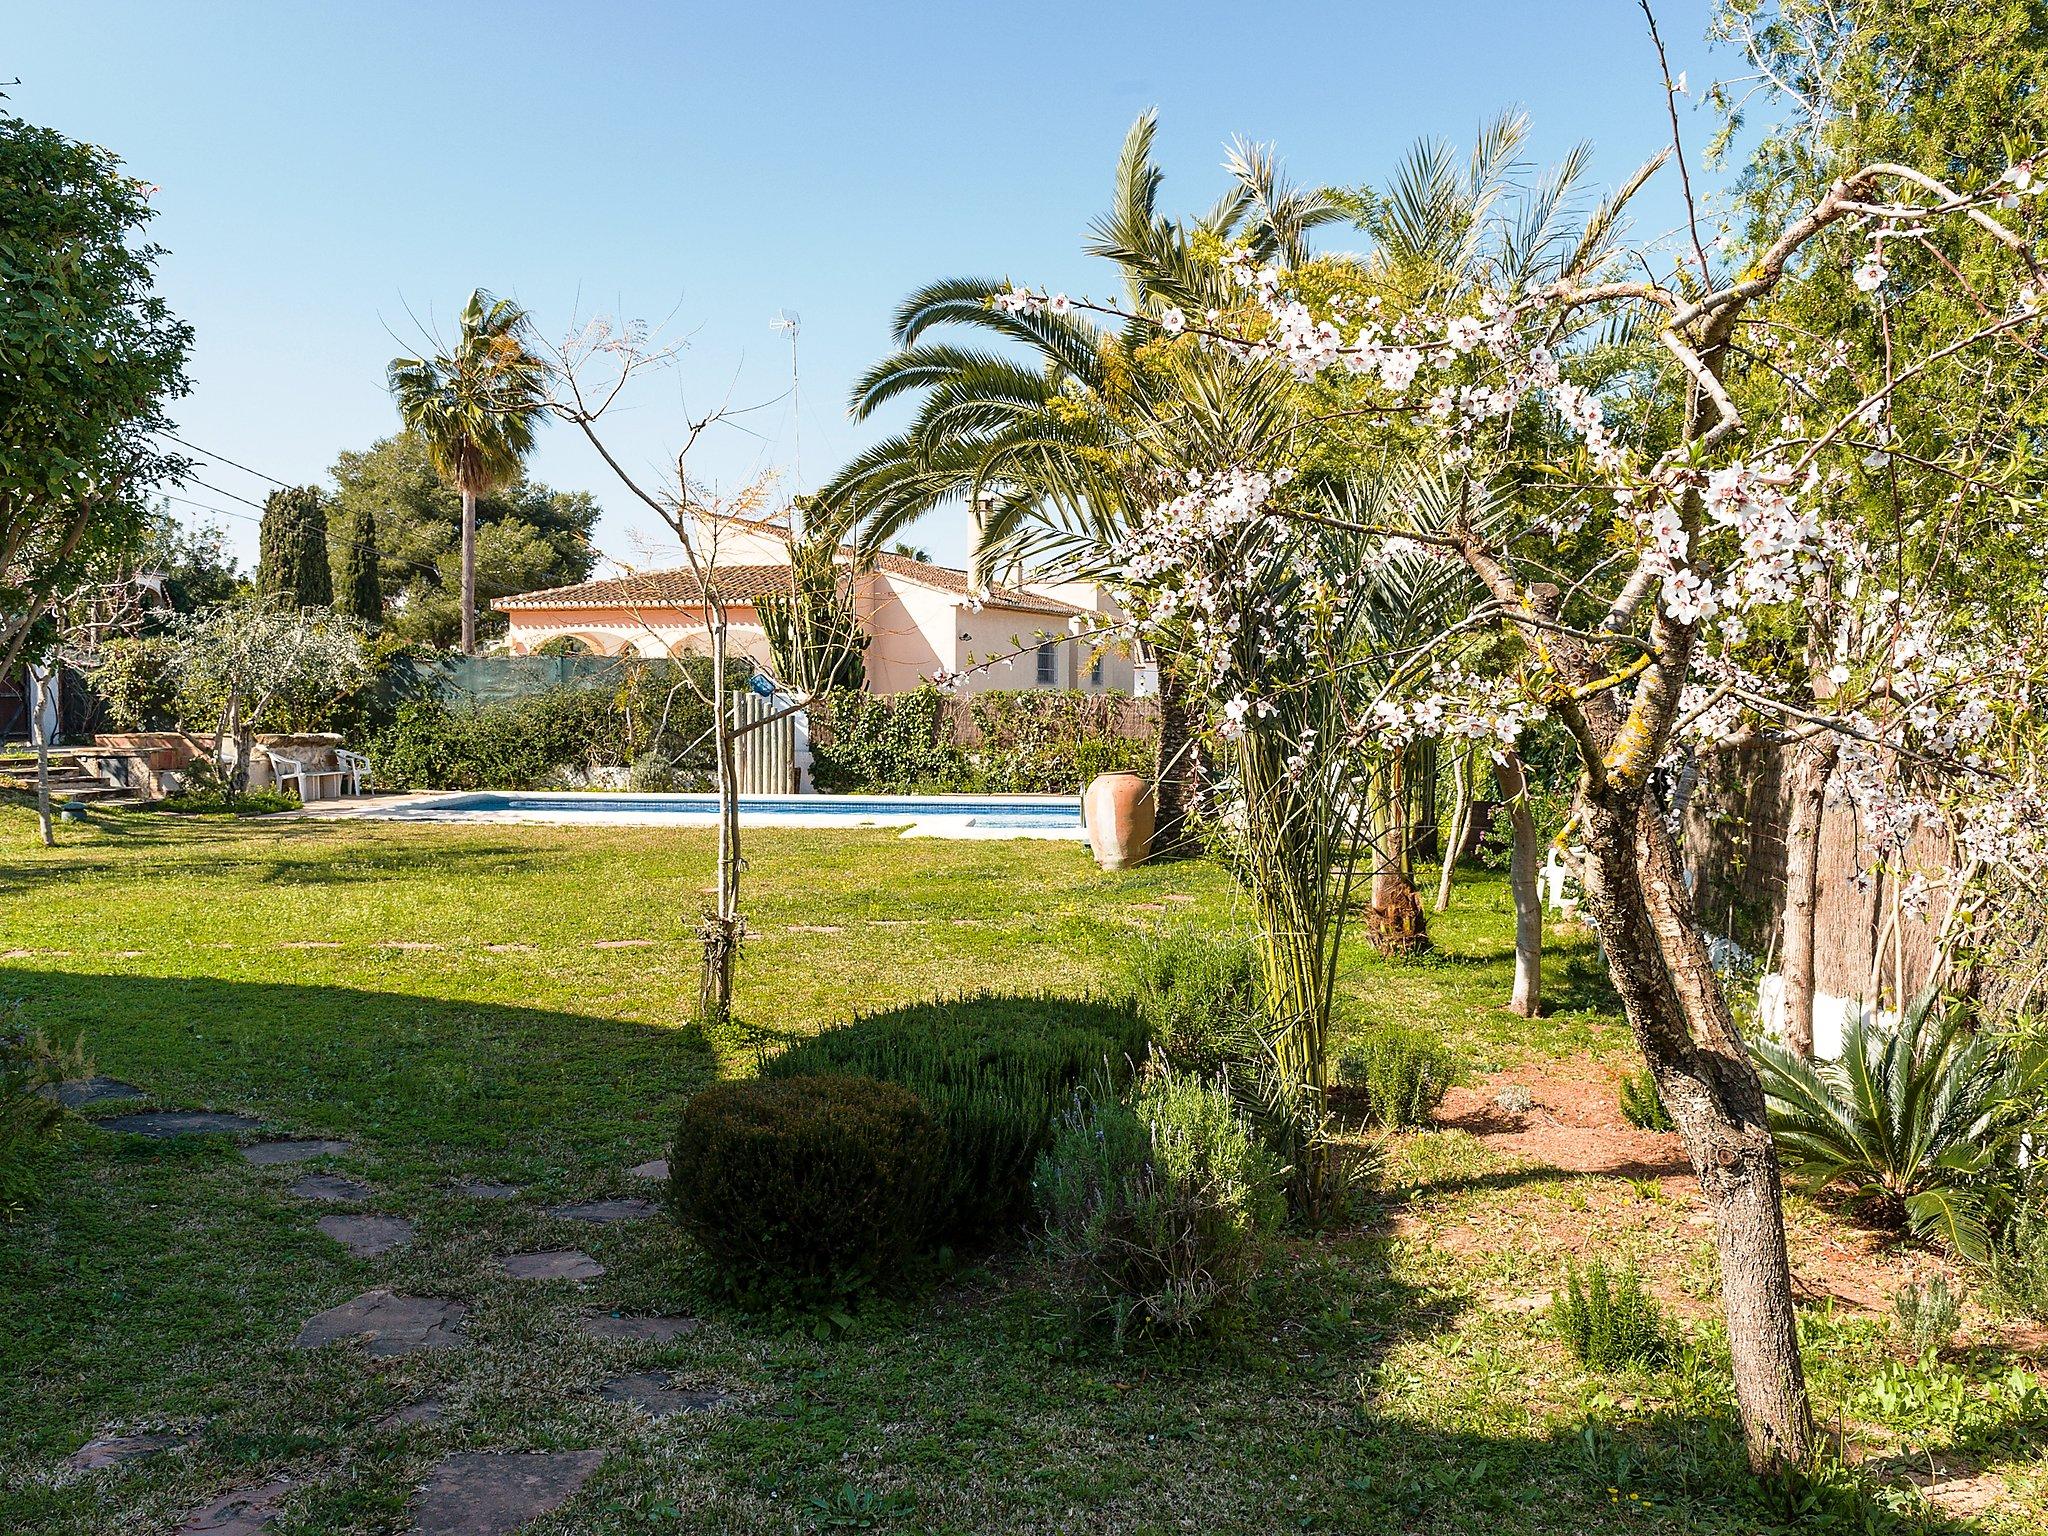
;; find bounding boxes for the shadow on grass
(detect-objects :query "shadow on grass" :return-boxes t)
[8,968,714,1164]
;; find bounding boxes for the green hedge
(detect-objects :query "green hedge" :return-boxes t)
[669,1074,943,1307]
[763,993,1147,1238]
[809,685,1153,796]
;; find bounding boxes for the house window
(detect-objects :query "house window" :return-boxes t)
[1088,652,1103,686]
[1036,640,1057,686]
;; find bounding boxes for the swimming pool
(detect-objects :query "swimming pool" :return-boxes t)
[341,791,1087,840]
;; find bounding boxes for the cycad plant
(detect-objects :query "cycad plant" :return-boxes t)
[387,291,550,654]
[1752,990,2046,1258]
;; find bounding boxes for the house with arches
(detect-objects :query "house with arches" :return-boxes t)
[492,523,1136,696]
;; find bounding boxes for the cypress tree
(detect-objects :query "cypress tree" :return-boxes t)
[257,485,331,608]
[333,503,383,628]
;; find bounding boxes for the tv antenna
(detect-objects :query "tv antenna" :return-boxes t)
[770,310,802,503]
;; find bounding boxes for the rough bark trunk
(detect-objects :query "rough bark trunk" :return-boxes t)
[1151,660,1202,855]
[1496,750,1541,1018]
[34,735,54,847]
[459,488,478,657]
[1778,738,1838,1059]
[1577,793,1812,1469]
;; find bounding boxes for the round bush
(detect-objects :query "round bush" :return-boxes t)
[669,1074,943,1305]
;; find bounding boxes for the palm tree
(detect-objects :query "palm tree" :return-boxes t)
[387,291,550,654]
[813,113,1337,852]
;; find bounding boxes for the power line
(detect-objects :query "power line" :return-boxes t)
[158,431,296,490]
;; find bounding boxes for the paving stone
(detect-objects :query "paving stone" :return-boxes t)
[38,1076,145,1109]
[577,1314,700,1345]
[378,1399,445,1430]
[546,1198,656,1224]
[500,1250,604,1282]
[626,1158,668,1181]
[63,1430,188,1470]
[457,1179,521,1201]
[97,1110,261,1138]
[242,1138,352,1166]
[291,1173,373,1203]
[597,1372,730,1418]
[293,1289,466,1356]
[317,1213,415,1257]
[406,1451,604,1536]
[174,1476,291,1534]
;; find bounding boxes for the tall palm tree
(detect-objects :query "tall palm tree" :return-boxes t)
[387,291,550,654]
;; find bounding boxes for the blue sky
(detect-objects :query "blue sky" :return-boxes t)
[12,0,1722,573]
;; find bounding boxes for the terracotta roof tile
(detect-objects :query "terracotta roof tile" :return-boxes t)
[494,554,1087,619]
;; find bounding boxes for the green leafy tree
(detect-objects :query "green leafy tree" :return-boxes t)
[137,512,243,614]
[386,290,551,653]
[0,105,191,677]
[256,485,330,609]
[325,430,596,649]
[330,502,382,628]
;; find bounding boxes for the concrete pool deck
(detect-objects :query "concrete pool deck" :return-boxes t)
[296,791,1089,840]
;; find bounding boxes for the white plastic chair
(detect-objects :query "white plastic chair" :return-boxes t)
[336,748,373,796]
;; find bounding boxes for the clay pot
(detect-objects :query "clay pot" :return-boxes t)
[1082,771,1155,872]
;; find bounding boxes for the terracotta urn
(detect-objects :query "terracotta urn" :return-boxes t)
[1081,770,1155,872]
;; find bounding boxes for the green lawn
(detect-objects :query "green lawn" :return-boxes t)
[1,803,2039,1534]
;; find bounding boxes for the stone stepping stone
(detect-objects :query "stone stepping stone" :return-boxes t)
[626,1159,668,1182]
[578,1314,699,1345]
[457,1179,521,1201]
[501,1250,603,1282]
[64,1430,189,1470]
[377,1398,445,1431]
[292,1173,373,1203]
[97,1110,261,1138]
[546,1198,655,1225]
[406,1451,604,1536]
[317,1213,415,1257]
[243,1138,352,1166]
[39,1076,145,1109]
[174,1476,291,1534]
[294,1290,466,1356]
[597,1372,729,1418]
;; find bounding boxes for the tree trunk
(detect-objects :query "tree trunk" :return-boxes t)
[1496,749,1541,1018]
[1576,793,1812,1469]
[459,488,478,656]
[1434,746,1471,914]
[1778,738,1838,1059]
[34,734,54,848]
[1151,660,1202,855]
[701,613,741,1026]
[1368,761,1429,954]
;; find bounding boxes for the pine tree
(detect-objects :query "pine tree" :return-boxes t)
[257,486,332,608]
[332,503,383,628]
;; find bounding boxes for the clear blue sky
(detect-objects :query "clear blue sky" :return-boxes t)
[11,0,1723,573]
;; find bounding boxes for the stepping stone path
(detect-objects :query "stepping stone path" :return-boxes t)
[598,1371,729,1418]
[626,1159,668,1181]
[378,1399,445,1430]
[501,1250,604,1281]
[39,1076,144,1109]
[294,1290,466,1356]
[292,1173,373,1203]
[97,1110,261,1138]
[547,1198,655,1224]
[405,1451,603,1536]
[457,1179,521,1200]
[64,1430,189,1470]
[317,1213,415,1257]
[243,1138,352,1166]
[174,1476,291,1534]
[578,1314,699,1344]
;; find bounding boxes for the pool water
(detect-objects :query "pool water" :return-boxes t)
[348,791,1087,840]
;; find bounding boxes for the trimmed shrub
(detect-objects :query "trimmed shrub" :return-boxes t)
[809,685,973,794]
[668,1074,942,1306]
[1126,928,1265,1077]
[1552,1258,1666,1370]
[809,686,1155,795]
[1035,1072,1286,1343]
[1619,1066,1676,1132]
[1335,1024,1454,1128]
[763,994,1146,1238]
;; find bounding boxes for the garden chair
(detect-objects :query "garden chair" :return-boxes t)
[335,748,373,796]
[266,750,345,803]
